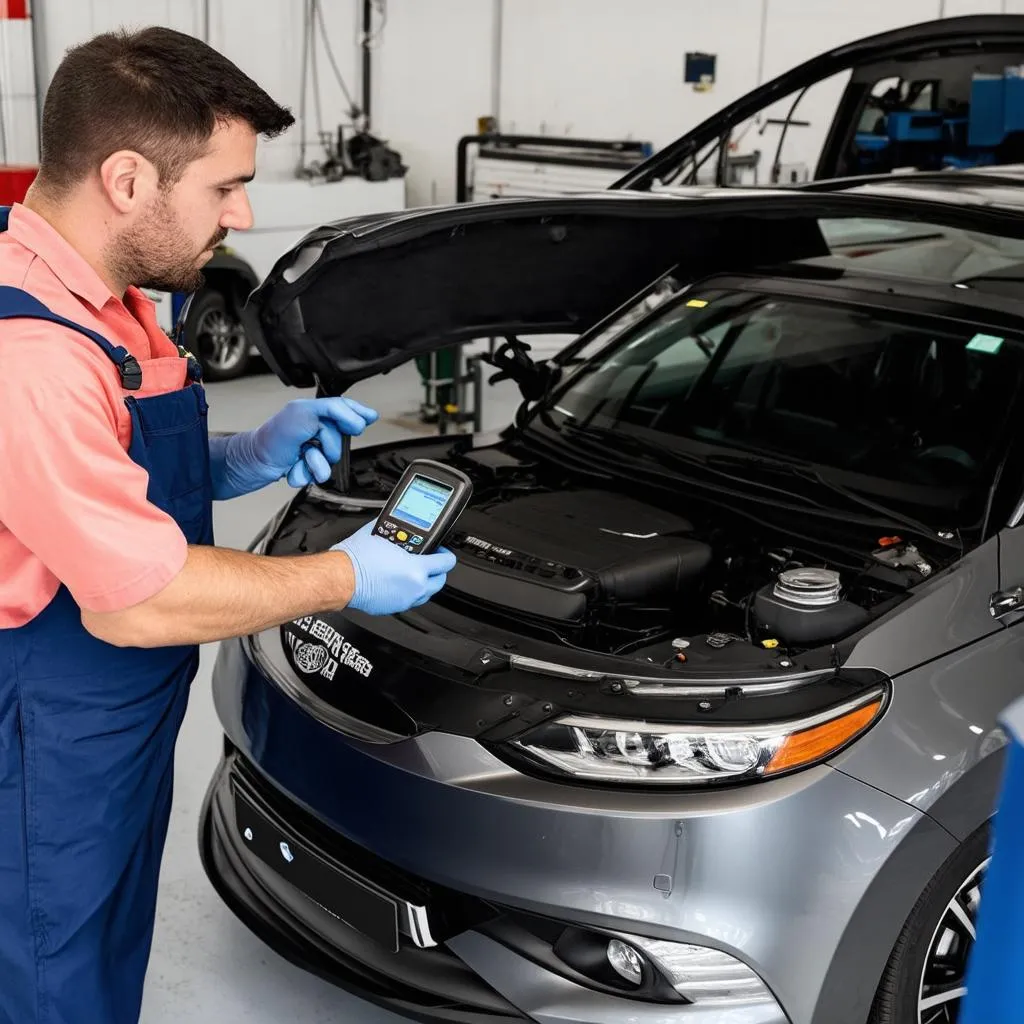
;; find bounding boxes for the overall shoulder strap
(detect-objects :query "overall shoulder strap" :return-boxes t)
[0,285,142,390]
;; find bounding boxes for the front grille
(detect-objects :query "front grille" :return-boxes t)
[204,751,527,1021]
[230,751,498,943]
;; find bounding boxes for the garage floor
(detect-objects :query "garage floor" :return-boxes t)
[138,363,522,1023]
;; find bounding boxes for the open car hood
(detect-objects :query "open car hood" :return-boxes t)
[246,187,1024,393]
[614,13,1024,191]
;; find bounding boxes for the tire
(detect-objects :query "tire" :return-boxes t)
[869,824,990,1024]
[184,288,251,382]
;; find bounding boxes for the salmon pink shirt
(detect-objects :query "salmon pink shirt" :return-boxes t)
[0,203,190,628]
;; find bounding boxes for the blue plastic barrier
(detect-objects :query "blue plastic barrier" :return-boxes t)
[960,696,1024,1024]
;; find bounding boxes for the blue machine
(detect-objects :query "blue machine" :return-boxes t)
[945,72,1024,168]
[853,70,1024,173]
[887,110,944,141]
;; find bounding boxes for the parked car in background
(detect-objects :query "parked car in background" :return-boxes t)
[146,245,263,382]
[148,177,407,381]
[199,170,1024,1024]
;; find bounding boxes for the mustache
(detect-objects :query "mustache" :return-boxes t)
[207,229,229,249]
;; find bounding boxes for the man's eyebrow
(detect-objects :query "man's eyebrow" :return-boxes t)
[216,171,256,187]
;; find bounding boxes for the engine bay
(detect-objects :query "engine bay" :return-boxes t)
[268,434,951,673]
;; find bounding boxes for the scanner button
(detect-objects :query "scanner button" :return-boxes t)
[396,530,409,542]
[410,535,423,546]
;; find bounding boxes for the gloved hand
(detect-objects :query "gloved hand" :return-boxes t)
[212,397,379,499]
[332,521,457,615]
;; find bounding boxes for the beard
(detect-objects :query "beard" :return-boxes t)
[104,193,227,294]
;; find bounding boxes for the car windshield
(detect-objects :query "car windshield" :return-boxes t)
[541,286,1024,509]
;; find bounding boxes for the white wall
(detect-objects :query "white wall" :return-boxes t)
[30,0,355,184]
[374,0,495,206]
[0,15,38,165]
[22,0,1023,206]
[499,0,764,150]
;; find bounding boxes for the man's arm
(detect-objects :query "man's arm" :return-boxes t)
[80,522,456,647]
[80,545,355,647]
[0,336,454,645]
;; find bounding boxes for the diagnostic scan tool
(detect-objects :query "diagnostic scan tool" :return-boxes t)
[374,460,473,553]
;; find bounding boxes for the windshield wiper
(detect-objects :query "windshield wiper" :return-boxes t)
[706,449,956,546]
[555,419,954,545]
[556,421,826,509]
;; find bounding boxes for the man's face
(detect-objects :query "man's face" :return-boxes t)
[113,118,256,293]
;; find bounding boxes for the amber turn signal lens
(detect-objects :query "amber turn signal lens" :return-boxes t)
[765,699,883,775]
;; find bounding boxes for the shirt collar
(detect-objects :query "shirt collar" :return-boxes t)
[7,203,116,311]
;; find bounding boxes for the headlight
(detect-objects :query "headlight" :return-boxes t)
[508,690,885,785]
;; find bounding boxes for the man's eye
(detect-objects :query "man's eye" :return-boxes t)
[218,186,234,197]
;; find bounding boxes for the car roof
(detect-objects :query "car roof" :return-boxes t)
[797,164,1024,209]
[689,259,1024,337]
[650,164,1024,217]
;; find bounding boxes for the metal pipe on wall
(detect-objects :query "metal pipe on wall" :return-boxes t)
[491,0,504,125]
[298,0,311,172]
[361,0,372,130]
[756,0,769,86]
[28,0,45,138]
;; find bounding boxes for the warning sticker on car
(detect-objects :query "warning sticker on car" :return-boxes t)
[283,616,375,680]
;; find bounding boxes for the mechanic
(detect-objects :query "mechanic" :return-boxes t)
[0,27,454,1024]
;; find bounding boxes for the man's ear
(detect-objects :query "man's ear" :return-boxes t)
[99,150,159,213]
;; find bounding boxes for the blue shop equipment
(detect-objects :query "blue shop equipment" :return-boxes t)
[887,110,943,142]
[945,71,1024,168]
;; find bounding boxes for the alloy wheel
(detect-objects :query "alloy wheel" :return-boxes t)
[918,858,989,1024]
[196,307,247,373]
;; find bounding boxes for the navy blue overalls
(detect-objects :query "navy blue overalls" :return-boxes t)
[0,207,212,1024]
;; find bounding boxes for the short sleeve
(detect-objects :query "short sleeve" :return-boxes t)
[0,328,188,612]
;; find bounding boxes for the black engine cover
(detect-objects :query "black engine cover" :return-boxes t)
[443,490,712,639]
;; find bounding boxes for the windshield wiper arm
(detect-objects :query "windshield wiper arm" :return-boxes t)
[708,450,954,545]
[557,422,826,508]
[548,418,954,541]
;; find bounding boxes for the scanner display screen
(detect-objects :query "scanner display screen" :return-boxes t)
[392,474,454,531]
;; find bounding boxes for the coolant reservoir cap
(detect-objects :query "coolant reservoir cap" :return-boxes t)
[773,567,842,608]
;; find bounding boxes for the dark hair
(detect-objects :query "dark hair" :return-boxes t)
[37,26,294,193]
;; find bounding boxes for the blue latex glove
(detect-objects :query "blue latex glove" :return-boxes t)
[211,397,379,500]
[333,522,457,615]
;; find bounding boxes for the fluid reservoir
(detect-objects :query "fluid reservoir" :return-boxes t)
[754,567,869,647]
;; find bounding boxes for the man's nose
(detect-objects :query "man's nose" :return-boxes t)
[222,188,254,232]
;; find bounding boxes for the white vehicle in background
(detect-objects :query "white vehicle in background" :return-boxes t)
[150,176,407,381]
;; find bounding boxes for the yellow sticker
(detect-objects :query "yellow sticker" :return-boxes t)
[761,638,779,649]
[686,298,709,308]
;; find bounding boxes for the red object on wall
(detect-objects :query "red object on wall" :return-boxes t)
[0,166,38,205]
[0,1,30,19]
